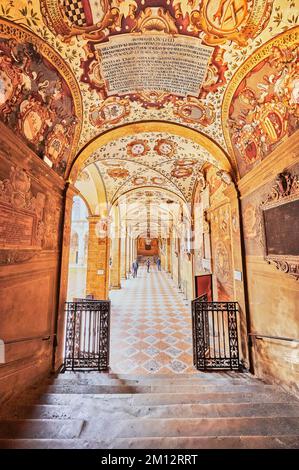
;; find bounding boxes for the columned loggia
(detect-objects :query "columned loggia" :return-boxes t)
[86,216,110,300]
[110,206,121,290]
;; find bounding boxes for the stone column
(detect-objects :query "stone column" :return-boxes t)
[86,216,109,300]
[126,233,131,276]
[167,237,171,273]
[120,230,126,279]
[110,212,121,290]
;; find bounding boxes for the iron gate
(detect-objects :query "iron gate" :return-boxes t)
[192,295,241,370]
[63,299,110,371]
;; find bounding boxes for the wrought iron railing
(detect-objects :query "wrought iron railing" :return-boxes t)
[192,295,241,371]
[63,299,110,371]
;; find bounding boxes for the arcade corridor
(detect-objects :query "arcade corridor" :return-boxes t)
[110,265,195,375]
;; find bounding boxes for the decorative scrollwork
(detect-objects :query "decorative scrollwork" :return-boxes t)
[261,170,299,280]
[263,170,299,205]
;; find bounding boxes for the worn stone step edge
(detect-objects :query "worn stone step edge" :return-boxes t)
[0,419,85,439]
[21,391,298,406]
[32,384,279,395]
[112,435,299,449]
[3,402,299,420]
[0,435,299,449]
[80,416,299,439]
[1,417,299,439]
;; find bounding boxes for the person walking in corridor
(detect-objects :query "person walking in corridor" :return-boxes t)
[132,260,138,278]
[156,257,161,271]
[146,258,150,273]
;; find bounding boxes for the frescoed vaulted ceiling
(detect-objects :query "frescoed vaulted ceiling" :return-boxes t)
[0,1,298,186]
[82,132,216,202]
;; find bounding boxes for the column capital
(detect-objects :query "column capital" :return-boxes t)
[87,215,102,222]
[223,183,238,201]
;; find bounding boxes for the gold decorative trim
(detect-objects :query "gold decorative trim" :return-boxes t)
[0,19,83,176]
[222,26,299,177]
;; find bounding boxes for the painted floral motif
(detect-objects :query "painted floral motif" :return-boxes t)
[127,139,150,157]
[154,139,176,157]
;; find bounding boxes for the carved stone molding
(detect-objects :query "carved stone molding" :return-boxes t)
[0,249,39,265]
[262,171,299,207]
[261,170,299,280]
[265,255,299,281]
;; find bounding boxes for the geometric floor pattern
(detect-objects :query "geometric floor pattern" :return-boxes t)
[109,266,197,375]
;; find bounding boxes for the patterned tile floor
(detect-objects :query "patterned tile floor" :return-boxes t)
[109,266,196,375]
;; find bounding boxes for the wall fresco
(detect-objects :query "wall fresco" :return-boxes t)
[0,19,81,176]
[228,40,299,177]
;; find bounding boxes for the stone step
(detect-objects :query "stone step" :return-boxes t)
[42,379,263,390]
[113,435,299,449]
[6,402,299,420]
[46,375,261,386]
[80,416,299,439]
[107,372,256,381]
[0,435,299,449]
[24,391,297,406]
[1,416,299,441]
[33,383,278,395]
[0,419,85,439]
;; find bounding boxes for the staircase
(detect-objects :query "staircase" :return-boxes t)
[1,372,299,449]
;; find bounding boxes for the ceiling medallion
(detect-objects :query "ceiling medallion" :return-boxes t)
[174,98,215,126]
[127,139,150,157]
[45,124,70,163]
[154,139,176,157]
[18,97,53,145]
[151,177,165,185]
[171,167,193,178]
[89,97,131,127]
[175,158,197,167]
[132,176,148,185]
[107,168,129,178]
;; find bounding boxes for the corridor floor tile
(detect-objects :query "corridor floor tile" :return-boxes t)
[109,266,196,375]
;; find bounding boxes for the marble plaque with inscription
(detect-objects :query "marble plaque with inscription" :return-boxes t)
[0,204,35,247]
[97,35,213,97]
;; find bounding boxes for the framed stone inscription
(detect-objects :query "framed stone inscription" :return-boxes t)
[96,35,213,97]
[261,171,299,279]
[0,205,36,247]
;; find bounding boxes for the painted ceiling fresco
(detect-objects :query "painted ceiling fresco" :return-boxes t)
[0,1,298,179]
[82,131,216,202]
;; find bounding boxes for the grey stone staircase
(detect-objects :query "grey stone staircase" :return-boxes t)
[0,372,299,449]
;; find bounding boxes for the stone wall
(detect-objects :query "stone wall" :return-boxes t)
[0,122,65,404]
[239,130,299,397]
